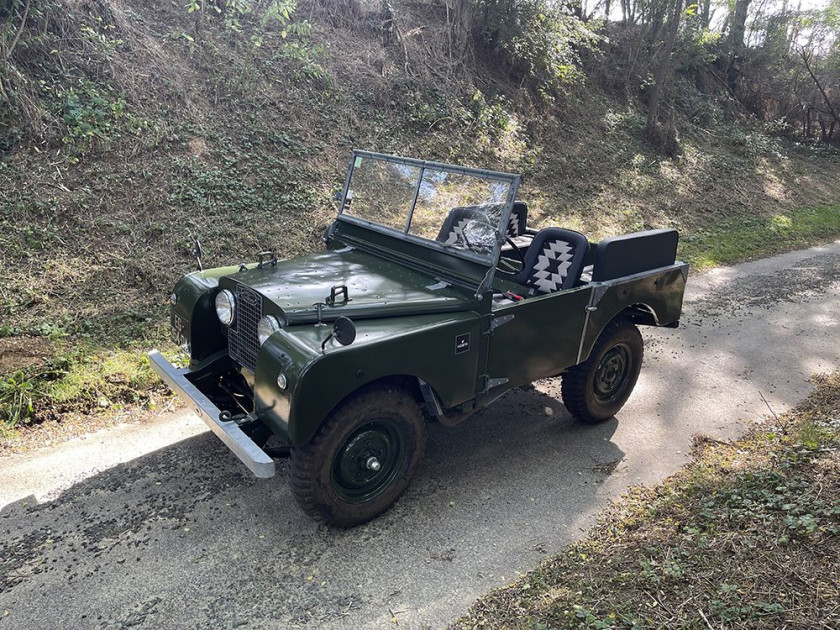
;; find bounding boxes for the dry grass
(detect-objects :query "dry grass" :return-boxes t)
[1,0,839,435]
[453,372,840,629]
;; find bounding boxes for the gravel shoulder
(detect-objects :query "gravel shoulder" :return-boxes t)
[1,241,839,630]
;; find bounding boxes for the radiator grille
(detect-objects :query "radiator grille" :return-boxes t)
[228,284,262,371]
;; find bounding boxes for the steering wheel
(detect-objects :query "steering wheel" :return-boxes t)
[497,235,526,274]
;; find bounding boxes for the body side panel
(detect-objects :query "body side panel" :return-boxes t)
[253,311,483,445]
[485,286,591,388]
[577,265,688,363]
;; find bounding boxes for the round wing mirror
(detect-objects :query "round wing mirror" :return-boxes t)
[332,316,356,346]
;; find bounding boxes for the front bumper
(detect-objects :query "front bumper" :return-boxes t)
[148,350,276,478]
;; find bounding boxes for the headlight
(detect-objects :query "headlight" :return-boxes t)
[258,315,284,345]
[215,289,236,326]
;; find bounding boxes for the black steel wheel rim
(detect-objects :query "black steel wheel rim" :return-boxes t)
[331,420,406,503]
[593,344,631,404]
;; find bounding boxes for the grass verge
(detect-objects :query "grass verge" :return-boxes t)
[0,342,174,442]
[680,204,840,271]
[2,203,839,441]
[453,370,840,630]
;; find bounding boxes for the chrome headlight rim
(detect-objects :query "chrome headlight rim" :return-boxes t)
[257,314,285,345]
[215,289,236,326]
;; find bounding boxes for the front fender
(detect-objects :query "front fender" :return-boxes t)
[171,265,246,364]
[253,312,482,446]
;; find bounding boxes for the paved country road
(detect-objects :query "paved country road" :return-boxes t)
[2,242,839,630]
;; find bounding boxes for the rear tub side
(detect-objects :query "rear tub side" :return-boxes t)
[252,311,484,446]
[576,263,688,365]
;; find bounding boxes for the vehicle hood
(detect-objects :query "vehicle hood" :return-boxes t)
[218,246,478,324]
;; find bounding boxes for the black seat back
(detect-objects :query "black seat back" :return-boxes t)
[515,227,589,294]
[436,206,490,245]
[592,229,678,282]
[505,202,528,238]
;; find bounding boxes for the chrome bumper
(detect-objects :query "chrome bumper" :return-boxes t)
[148,351,276,478]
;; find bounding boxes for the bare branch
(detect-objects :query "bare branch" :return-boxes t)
[799,46,840,124]
[5,0,32,62]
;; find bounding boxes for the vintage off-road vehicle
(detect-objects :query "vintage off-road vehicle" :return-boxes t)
[150,151,688,526]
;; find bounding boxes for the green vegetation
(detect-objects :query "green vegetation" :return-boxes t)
[680,204,840,271]
[1,0,839,437]
[453,371,840,629]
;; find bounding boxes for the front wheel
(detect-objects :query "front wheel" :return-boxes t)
[561,318,644,424]
[289,385,426,527]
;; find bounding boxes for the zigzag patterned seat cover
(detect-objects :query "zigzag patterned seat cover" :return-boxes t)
[515,227,589,294]
[442,216,472,245]
[506,202,527,238]
[529,239,577,293]
[437,207,491,245]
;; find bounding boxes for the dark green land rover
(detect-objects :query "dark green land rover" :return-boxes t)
[150,151,688,526]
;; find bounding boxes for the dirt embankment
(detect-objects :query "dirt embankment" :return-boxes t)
[1,0,839,438]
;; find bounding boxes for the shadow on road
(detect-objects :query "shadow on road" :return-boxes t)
[0,384,623,630]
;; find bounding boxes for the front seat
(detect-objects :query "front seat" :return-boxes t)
[436,206,490,245]
[514,227,589,294]
[505,202,528,238]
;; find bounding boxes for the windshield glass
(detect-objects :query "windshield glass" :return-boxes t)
[341,153,517,262]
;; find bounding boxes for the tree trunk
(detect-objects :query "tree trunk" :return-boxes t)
[645,0,683,148]
[445,0,472,63]
[800,49,840,129]
[726,0,750,89]
[729,0,750,55]
[700,0,711,28]
[818,116,828,143]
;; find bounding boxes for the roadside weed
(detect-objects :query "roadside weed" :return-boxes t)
[0,371,38,427]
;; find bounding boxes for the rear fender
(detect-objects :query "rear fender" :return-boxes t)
[576,264,687,364]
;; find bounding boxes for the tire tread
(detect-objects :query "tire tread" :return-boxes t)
[561,318,643,424]
[289,384,425,527]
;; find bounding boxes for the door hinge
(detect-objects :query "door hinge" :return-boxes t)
[480,375,509,393]
[487,313,515,333]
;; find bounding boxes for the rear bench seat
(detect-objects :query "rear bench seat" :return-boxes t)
[587,229,679,283]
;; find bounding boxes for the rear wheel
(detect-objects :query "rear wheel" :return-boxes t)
[289,385,426,527]
[561,318,643,424]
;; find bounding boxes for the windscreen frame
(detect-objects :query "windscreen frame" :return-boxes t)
[335,150,521,272]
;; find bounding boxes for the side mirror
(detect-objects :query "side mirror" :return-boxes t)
[333,316,356,346]
[321,316,356,350]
